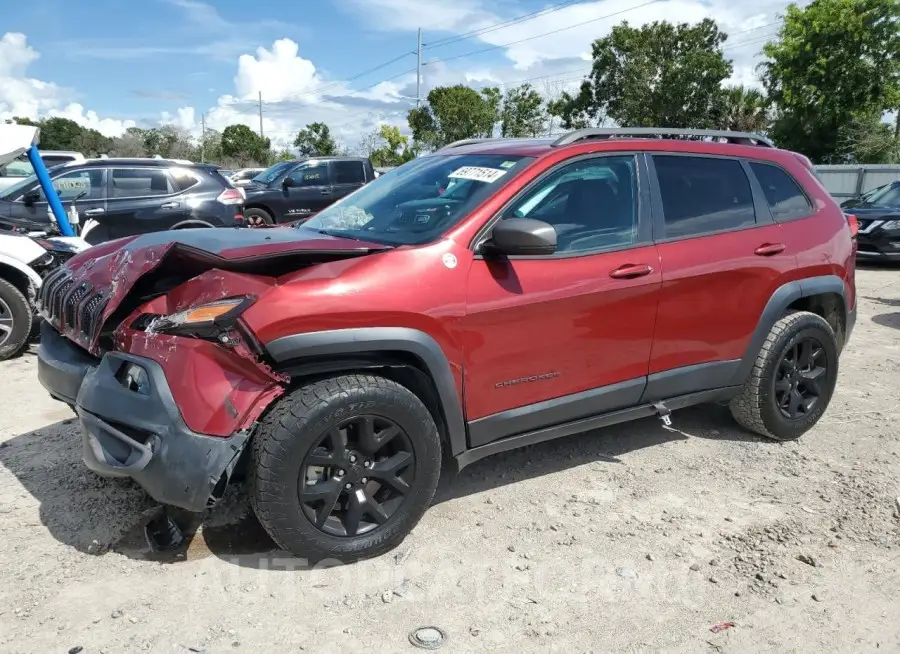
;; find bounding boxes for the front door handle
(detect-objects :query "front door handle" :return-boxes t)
[609,263,653,279]
[160,202,179,210]
[754,242,785,256]
[320,189,331,195]
[82,208,104,216]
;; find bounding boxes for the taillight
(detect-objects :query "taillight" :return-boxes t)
[216,188,244,205]
[846,213,858,238]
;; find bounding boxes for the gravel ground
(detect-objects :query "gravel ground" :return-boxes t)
[0,266,898,653]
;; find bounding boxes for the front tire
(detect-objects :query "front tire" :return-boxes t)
[0,278,33,361]
[730,311,838,441]
[249,374,441,562]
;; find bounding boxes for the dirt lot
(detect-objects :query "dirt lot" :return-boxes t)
[1,267,898,653]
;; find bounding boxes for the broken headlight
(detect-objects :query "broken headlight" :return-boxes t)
[141,296,255,339]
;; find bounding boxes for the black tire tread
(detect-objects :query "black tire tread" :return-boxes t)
[0,277,33,360]
[729,310,836,440]
[249,373,441,562]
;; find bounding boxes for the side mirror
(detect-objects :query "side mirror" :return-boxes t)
[282,176,296,188]
[486,218,557,256]
[22,191,40,206]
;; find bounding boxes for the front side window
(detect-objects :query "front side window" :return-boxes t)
[110,168,171,198]
[867,183,900,207]
[39,169,104,201]
[749,162,812,220]
[332,160,365,184]
[501,155,639,253]
[301,153,535,246]
[288,161,329,187]
[654,155,756,238]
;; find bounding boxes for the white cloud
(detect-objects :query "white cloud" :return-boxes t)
[234,39,322,101]
[0,32,135,138]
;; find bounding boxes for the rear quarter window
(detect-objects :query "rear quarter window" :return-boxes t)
[749,162,813,221]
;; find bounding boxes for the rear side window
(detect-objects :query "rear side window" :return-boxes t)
[110,168,172,198]
[332,160,366,184]
[169,167,201,192]
[653,155,756,238]
[749,162,812,220]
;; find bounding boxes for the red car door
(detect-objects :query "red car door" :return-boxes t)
[462,153,662,447]
[644,153,797,401]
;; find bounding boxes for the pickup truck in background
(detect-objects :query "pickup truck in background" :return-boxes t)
[241,156,376,225]
[0,151,85,192]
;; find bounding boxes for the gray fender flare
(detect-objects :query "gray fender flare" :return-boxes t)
[265,327,467,456]
[730,274,848,386]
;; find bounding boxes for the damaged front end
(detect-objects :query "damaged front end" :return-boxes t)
[36,228,389,511]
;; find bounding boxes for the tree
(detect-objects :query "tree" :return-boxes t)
[363,125,415,167]
[838,111,900,163]
[274,149,295,162]
[221,123,271,165]
[761,0,900,162]
[550,19,732,130]
[500,83,546,137]
[407,85,501,150]
[717,86,770,133]
[293,122,337,156]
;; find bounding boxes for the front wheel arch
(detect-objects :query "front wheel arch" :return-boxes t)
[170,220,215,230]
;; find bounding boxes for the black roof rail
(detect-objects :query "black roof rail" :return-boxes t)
[552,127,774,148]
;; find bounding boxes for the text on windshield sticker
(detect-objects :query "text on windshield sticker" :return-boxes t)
[448,166,507,183]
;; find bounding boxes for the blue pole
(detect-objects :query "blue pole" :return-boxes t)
[26,145,74,236]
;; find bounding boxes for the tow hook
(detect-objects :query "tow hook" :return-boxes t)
[653,402,672,427]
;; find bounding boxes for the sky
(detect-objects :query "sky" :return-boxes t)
[0,0,809,150]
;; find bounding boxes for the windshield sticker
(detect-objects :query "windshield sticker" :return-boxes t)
[499,161,517,169]
[448,166,507,184]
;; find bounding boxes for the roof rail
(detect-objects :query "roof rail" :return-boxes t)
[552,127,774,148]
[438,138,497,151]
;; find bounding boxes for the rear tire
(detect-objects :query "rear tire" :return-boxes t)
[245,208,274,227]
[729,311,838,441]
[249,374,441,562]
[0,278,33,361]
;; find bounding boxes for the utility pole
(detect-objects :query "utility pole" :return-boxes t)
[200,112,206,163]
[258,91,264,139]
[416,28,422,109]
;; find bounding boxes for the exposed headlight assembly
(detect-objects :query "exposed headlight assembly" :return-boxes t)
[140,296,255,339]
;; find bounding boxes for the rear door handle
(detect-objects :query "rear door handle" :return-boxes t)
[82,208,104,216]
[320,189,331,195]
[160,202,179,210]
[609,263,653,279]
[754,242,785,256]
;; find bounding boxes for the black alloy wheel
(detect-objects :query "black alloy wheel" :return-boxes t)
[300,415,415,537]
[773,336,828,420]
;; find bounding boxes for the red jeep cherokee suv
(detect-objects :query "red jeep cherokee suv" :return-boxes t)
[36,128,857,561]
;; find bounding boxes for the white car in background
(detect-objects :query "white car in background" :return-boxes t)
[228,167,265,187]
[0,151,85,192]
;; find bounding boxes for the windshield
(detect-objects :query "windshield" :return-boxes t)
[252,161,297,185]
[299,153,534,245]
[866,183,900,207]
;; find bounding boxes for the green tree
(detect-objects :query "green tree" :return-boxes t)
[221,123,271,165]
[368,125,415,167]
[293,122,337,156]
[717,86,770,133]
[761,0,900,162]
[500,83,546,137]
[550,19,732,130]
[407,85,501,150]
[274,149,295,162]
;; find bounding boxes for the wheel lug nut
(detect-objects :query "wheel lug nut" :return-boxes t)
[336,469,345,477]
[361,478,368,484]
[345,483,352,490]
[364,460,372,468]
[349,454,357,463]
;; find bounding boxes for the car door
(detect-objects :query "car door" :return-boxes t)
[281,160,333,220]
[462,153,661,447]
[5,167,106,232]
[101,167,181,242]
[329,160,368,203]
[643,153,796,400]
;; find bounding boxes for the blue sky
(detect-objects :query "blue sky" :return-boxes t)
[0,0,802,148]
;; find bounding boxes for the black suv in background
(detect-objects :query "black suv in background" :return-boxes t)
[842,180,900,260]
[0,158,245,245]
[242,156,375,225]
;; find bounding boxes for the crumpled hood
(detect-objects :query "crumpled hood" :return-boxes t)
[41,226,390,353]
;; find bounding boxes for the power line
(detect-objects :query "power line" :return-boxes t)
[424,0,588,50]
[422,0,663,67]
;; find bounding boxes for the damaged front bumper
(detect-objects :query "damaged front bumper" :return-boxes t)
[37,322,249,512]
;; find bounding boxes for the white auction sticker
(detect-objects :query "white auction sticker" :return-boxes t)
[448,166,507,183]
[442,253,458,269]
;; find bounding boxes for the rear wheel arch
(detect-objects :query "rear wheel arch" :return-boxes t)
[265,328,467,457]
[170,220,215,230]
[732,275,848,386]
